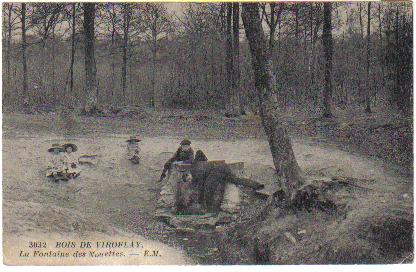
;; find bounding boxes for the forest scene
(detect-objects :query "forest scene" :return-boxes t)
[2,1,414,265]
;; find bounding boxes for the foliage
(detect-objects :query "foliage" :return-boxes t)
[1,2,412,115]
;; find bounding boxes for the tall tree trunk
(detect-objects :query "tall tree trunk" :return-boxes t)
[394,5,400,111]
[122,4,130,103]
[277,12,281,52]
[294,5,299,42]
[359,3,364,40]
[151,30,157,108]
[378,3,385,91]
[21,3,28,107]
[269,3,276,50]
[83,3,98,113]
[51,25,57,98]
[40,20,47,93]
[308,3,316,104]
[69,3,76,95]
[110,4,116,103]
[322,3,333,118]
[313,15,322,108]
[3,8,6,47]
[233,2,243,115]
[210,35,215,106]
[6,3,13,86]
[365,2,372,113]
[128,51,134,104]
[303,21,308,66]
[241,3,304,200]
[225,3,235,115]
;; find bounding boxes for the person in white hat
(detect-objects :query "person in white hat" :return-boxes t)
[62,143,81,178]
[46,144,67,181]
[126,135,142,164]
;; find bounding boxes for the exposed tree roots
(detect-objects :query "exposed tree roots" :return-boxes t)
[217,175,411,264]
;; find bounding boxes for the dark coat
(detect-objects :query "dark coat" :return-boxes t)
[164,147,194,169]
[190,161,234,213]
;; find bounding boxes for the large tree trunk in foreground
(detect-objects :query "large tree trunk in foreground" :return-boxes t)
[83,3,98,113]
[241,3,304,200]
[21,3,28,107]
[322,3,333,118]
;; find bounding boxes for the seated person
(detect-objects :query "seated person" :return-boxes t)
[159,138,194,182]
[46,144,67,181]
[62,143,81,178]
[126,135,141,164]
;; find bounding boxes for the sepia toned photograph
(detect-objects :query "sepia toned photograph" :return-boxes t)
[1,0,413,266]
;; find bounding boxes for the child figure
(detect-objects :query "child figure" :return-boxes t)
[159,138,194,182]
[62,143,81,178]
[46,143,67,181]
[126,135,141,164]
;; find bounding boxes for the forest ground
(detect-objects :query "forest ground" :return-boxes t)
[2,108,413,264]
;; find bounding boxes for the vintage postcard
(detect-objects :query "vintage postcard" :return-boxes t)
[1,0,413,266]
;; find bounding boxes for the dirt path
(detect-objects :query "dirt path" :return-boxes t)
[3,128,412,264]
